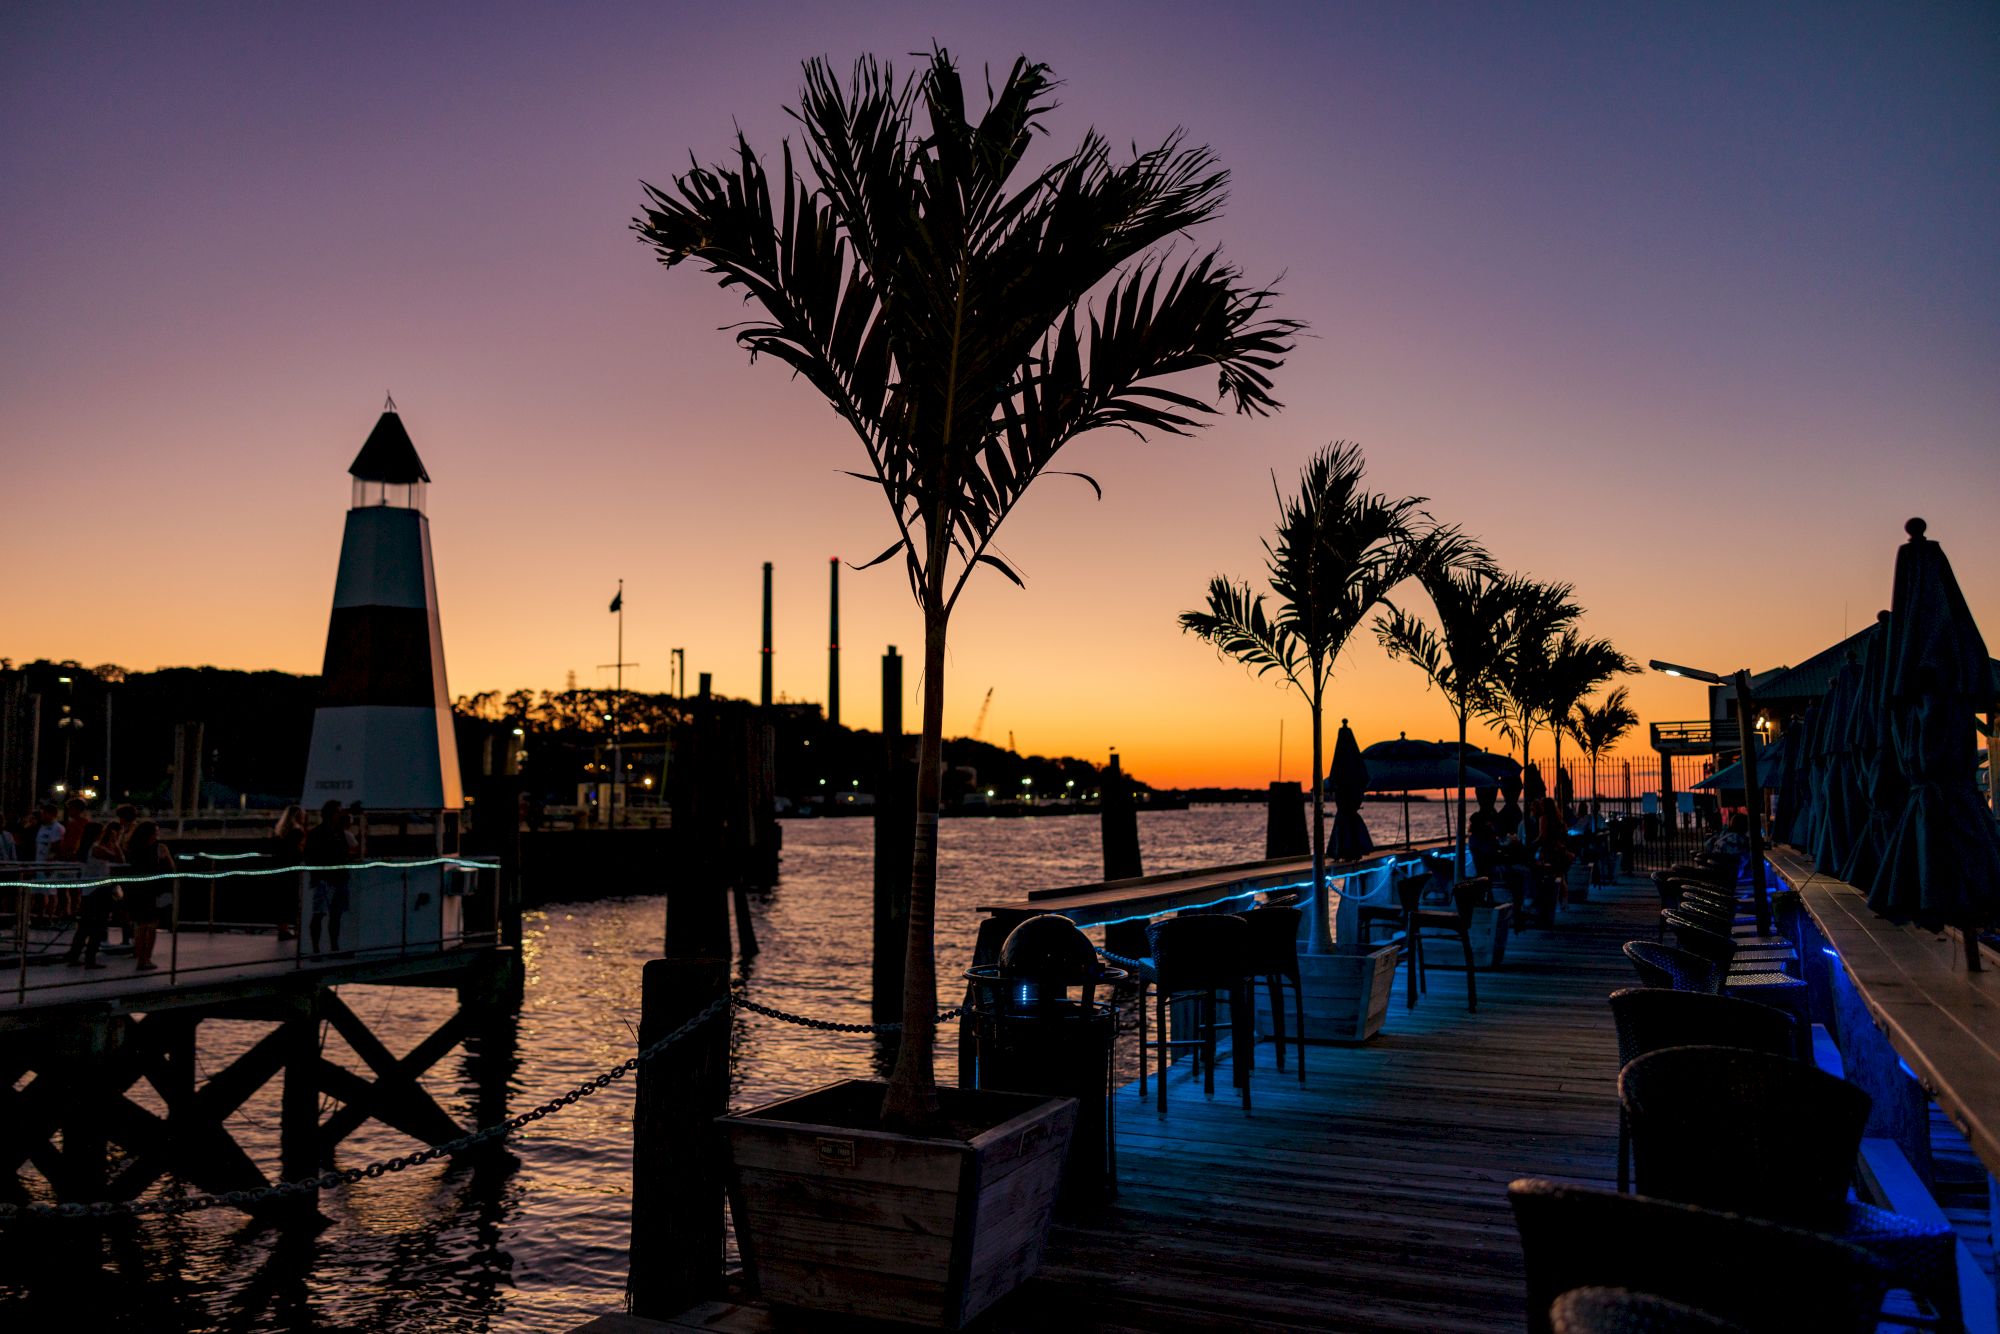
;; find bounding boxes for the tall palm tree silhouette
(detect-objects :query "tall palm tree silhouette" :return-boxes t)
[1181,443,1471,951]
[1567,684,1640,816]
[635,51,1299,1126]
[1376,566,1531,874]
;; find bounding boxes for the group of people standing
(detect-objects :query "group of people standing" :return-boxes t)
[269,799,359,955]
[3,796,359,970]
[2,799,175,969]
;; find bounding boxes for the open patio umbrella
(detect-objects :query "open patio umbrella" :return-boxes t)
[1864,519,2000,968]
[1326,719,1373,863]
[1693,736,1787,791]
[1359,734,1496,847]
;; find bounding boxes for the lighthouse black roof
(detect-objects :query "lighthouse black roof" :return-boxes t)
[348,410,431,484]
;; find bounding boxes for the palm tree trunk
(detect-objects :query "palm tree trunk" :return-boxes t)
[1553,728,1565,823]
[882,598,947,1130]
[1309,684,1327,952]
[1456,710,1469,877]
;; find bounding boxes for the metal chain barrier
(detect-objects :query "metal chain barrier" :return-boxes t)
[728,993,963,1033]
[0,986,975,1223]
[0,995,728,1223]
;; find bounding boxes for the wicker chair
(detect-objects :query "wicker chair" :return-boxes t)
[1508,1178,1886,1334]
[1622,941,1720,994]
[1139,914,1252,1113]
[1606,989,1798,1190]
[1620,1046,1961,1330]
[1550,1288,1748,1334]
[1648,873,1686,940]
[1237,903,1305,1082]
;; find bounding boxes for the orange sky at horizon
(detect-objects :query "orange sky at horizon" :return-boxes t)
[4,4,1995,790]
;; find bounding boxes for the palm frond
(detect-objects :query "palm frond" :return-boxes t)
[1180,576,1300,687]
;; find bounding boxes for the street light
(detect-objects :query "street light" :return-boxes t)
[1649,658,1774,937]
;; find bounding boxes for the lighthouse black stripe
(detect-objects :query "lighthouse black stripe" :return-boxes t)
[318,606,439,708]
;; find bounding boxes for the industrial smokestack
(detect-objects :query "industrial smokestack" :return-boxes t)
[760,561,774,707]
[828,557,841,727]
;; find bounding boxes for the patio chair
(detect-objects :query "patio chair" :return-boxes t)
[1550,1288,1749,1334]
[1606,988,1798,1190]
[1622,941,1720,994]
[1508,1178,1886,1334]
[1620,1046,1962,1331]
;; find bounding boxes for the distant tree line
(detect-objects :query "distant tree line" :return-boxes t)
[0,660,1141,815]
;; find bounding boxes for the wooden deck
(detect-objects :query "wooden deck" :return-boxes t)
[595,873,1650,1333]
[0,930,493,1032]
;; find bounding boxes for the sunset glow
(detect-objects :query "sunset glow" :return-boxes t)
[4,2,1994,786]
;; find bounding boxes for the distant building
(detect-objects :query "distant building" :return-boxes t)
[301,405,463,811]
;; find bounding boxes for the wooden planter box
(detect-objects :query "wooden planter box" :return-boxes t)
[1254,942,1401,1045]
[1467,902,1513,969]
[1565,860,1594,904]
[721,1078,1077,1329]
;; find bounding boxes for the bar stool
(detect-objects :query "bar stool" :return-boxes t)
[1405,876,1489,1013]
[1237,903,1305,1082]
[1137,913,1252,1113]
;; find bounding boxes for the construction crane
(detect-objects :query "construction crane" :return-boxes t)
[971,687,994,740]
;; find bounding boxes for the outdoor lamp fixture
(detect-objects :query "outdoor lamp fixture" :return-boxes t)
[1648,658,1774,937]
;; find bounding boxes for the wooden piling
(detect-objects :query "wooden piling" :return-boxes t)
[626,955,731,1319]
[1100,752,1147,961]
[1265,780,1309,858]
[664,711,733,959]
[872,648,911,1029]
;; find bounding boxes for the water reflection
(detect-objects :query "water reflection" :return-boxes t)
[0,804,1444,1330]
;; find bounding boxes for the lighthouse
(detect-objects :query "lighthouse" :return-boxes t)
[301,403,463,813]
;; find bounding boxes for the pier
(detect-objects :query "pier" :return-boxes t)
[0,857,515,1212]
[584,865,1640,1332]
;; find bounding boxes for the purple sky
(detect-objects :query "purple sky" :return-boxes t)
[4,2,1995,783]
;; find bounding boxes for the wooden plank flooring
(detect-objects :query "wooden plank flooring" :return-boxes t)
[603,874,1653,1333]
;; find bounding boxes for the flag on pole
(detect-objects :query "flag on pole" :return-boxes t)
[609,589,622,613]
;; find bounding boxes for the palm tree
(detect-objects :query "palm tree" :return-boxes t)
[634,52,1299,1128]
[1567,684,1639,816]
[1488,580,1582,776]
[1540,632,1638,816]
[1181,443,1468,952]
[1375,567,1530,875]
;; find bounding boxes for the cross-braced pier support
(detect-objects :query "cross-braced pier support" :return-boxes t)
[0,949,523,1213]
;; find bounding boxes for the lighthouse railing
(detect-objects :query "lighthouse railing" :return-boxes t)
[3,856,499,1004]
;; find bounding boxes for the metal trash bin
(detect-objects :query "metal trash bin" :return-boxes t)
[964,914,1125,1206]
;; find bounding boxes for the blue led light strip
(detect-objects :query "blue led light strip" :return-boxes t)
[1083,856,1419,930]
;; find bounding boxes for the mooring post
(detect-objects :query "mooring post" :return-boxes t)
[627,955,731,1319]
[1100,751,1147,962]
[279,991,321,1182]
[665,710,733,960]
[872,647,911,1029]
[1265,780,1309,858]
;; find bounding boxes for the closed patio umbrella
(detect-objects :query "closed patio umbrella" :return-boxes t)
[1774,714,1806,845]
[1840,613,1900,890]
[1864,519,2000,969]
[1326,719,1373,863]
[1810,661,1863,873]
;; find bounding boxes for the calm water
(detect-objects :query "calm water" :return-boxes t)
[0,803,1446,1332]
